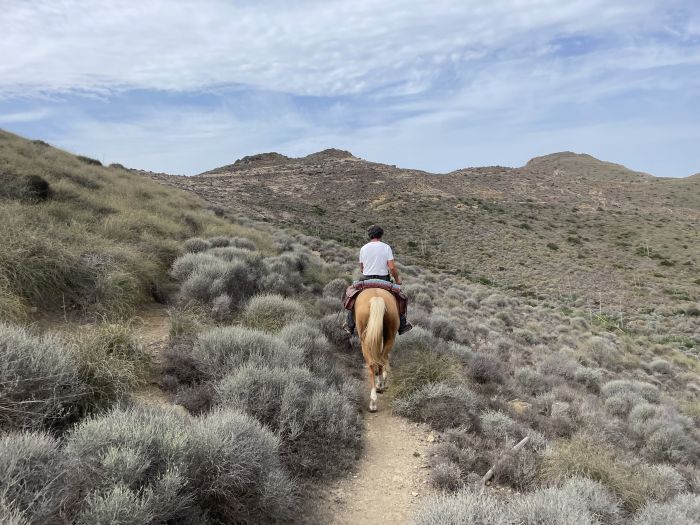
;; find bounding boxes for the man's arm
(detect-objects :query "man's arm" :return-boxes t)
[387,260,401,284]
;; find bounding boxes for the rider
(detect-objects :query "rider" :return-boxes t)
[343,224,413,336]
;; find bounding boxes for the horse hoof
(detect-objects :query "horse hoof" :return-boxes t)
[369,401,377,412]
[376,387,385,394]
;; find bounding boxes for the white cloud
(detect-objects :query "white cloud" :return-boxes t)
[1,0,696,98]
[0,108,52,123]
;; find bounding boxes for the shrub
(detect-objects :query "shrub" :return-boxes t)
[411,490,514,525]
[390,347,463,400]
[189,326,302,381]
[430,315,457,341]
[73,322,148,410]
[169,252,220,281]
[186,408,297,523]
[0,499,28,525]
[633,494,700,524]
[319,313,351,347]
[76,485,153,524]
[278,322,346,384]
[322,277,349,299]
[574,366,602,392]
[0,173,51,202]
[601,380,660,404]
[542,435,661,511]
[214,364,362,477]
[510,486,593,524]
[465,352,505,384]
[649,359,671,375]
[394,383,482,431]
[242,294,307,332]
[182,237,210,253]
[211,293,232,320]
[0,431,74,523]
[431,462,464,492]
[0,323,86,431]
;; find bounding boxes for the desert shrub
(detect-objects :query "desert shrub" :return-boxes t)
[207,236,231,248]
[211,293,232,320]
[317,294,342,315]
[411,489,514,525]
[186,408,297,523]
[278,322,345,384]
[394,383,482,431]
[67,405,296,523]
[510,486,593,524]
[0,431,74,523]
[319,313,351,346]
[465,352,505,384]
[643,423,699,464]
[390,346,463,400]
[175,253,263,308]
[242,294,307,332]
[73,322,148,410]
[561,477,623,524]
[167,305,205,340]
[541,435,670,512]
[430,315,457,341]
[583,336,624,369]
[323,277,350,299]
[515,368,552,396]
[649,358,672,375]
[188,326,302,381]
[574,366,603,392]
[602,379,660,403]
[431,462,464,492]
[0,499,28,525]
[0,323,86,432]
[633,493,700,524]
[538,353,578,380]
[0,173,51,202]
[183,237,211,253]
[169,252,220,281]
[228,236,257,250]
[214,364,361,477]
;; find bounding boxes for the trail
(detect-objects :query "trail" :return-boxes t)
[313,400,435,525]
[132,303,175,408]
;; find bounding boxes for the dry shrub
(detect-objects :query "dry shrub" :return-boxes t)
[188,326,302,381]
[0,431,75,523]
[411,489,514,525]
[241,294,307,332]
[214,364,362,477]
[633,494,700,525]
[0,323,86,432]
[393,383,482,431]
[541,435,680,512]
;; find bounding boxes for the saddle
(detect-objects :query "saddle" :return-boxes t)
[343,279,408,316]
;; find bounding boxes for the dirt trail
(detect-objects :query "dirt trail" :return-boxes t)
[132,304,174,408]
[313,405,434,525]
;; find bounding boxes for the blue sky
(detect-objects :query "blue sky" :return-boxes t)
[0,0,698,177]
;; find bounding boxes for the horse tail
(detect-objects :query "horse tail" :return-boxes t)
[364,296,386,368]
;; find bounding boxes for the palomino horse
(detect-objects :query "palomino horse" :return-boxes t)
[354,288,400,412]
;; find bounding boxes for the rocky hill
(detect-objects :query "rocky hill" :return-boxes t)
[145,150,699,344]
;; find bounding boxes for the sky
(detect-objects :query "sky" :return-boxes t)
[0,1,698,177]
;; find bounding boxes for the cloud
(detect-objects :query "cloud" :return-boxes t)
[0,0,698,177]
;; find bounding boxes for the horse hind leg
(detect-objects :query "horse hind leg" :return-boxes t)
[376,365,386,393]
[367,364,378,412]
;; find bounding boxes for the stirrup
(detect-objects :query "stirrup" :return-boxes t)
[398,322,413,335]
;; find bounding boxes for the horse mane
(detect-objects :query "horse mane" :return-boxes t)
[364,296,387,368]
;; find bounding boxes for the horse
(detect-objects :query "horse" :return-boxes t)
[354,288,400,412]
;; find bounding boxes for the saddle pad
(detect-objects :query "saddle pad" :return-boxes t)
[351,279,402,293]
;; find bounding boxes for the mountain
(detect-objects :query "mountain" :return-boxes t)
[147,150,698,336]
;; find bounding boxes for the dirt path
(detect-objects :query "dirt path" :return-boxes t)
[313,405,435,525]
[132,304,174,408]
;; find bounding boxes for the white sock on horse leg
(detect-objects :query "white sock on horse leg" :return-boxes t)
[370,388,377,401]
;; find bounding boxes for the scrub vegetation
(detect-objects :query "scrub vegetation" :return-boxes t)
[1,130,698,523]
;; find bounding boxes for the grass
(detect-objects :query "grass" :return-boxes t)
[0,129,264,320]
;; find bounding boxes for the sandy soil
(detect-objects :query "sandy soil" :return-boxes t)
[312,405,435,525]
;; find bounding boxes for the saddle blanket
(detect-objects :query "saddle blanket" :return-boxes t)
[343,280,407,315]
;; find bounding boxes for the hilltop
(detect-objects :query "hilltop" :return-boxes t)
[147,149,699,346]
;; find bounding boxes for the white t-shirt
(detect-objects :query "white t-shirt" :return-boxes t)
[359,241,394,276]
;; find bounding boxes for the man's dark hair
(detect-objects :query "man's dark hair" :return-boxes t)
[367,224,384,239]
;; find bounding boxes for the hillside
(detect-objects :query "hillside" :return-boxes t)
[2,130,700,524]
[146,149,699,346]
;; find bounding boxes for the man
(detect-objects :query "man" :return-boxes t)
[343,224,413,336]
